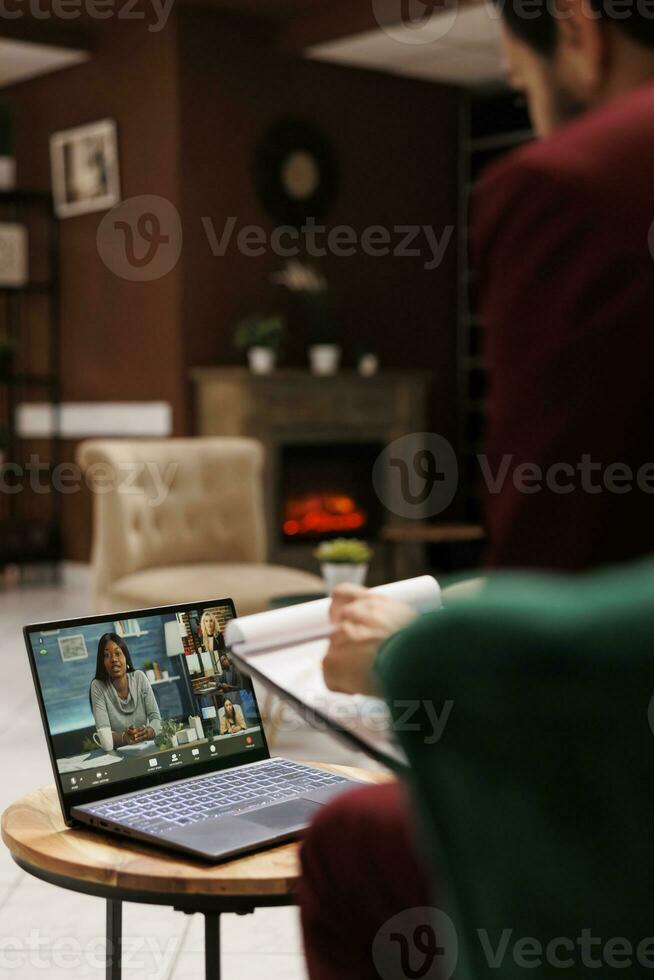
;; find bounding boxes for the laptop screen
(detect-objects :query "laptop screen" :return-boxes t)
[26,600,267,800]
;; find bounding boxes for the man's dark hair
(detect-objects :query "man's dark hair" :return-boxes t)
[494,0,654,57]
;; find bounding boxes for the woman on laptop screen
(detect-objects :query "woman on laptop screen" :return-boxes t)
[199,611,224,653]
[90,634,162,752]
[219,699,247,735]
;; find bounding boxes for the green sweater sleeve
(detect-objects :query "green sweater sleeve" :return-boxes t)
[371,557,654,980]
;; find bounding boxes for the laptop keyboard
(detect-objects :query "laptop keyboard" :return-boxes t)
[89,760,352,834]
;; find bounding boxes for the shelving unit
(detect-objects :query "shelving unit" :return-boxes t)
[0,189,60,573]
[457,89,533,521]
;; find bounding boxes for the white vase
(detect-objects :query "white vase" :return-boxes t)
[146,669,156,682]
[248,346,276,375]
[309,344,341,376]
[321,561,369,594]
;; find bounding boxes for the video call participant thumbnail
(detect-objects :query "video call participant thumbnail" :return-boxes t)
[90,633,162,751]
[220,699,247,735]
[199,610,224,653]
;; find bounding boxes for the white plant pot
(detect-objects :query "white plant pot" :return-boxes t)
[248,346,276,375]
[321,561,369,595]
[309,344,341,376]
[146,669,156,682]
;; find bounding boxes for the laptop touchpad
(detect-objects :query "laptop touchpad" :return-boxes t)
[242,799,321,830]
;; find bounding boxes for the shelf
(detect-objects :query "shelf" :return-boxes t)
[150,676,181,686]
[0,282,55,294]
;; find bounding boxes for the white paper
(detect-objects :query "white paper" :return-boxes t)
[225,576,441,655]
[225,576,441,766]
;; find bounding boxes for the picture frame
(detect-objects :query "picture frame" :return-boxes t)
[57,634,89,663]
[50,119,120,219]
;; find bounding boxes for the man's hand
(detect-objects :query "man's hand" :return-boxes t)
[322,585,417,695]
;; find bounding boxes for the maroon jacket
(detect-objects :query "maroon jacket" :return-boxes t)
[473,83,654,572]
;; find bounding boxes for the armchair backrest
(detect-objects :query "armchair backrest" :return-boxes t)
[77,438,267,600]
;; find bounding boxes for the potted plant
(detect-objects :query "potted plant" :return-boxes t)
[142,659,156,682]
[0,335,14,381]
[272,260,341,375]
[314,538,373,593]
[155,719,185,750]
[233,313,286,374]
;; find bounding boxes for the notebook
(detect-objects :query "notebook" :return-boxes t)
[225,576,441,768]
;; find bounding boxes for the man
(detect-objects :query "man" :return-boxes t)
[218,653,243,694]
[299,1,654,976]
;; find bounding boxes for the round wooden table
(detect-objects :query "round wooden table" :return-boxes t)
[1,763,387,980]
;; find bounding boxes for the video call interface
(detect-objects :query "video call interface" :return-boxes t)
[29,602,265,797]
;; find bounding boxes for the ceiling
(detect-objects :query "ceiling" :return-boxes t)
[306,2,505,89]
[0,0,503,90]
[0,37,87,88]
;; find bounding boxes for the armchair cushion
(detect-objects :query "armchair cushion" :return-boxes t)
[101,562,325,617]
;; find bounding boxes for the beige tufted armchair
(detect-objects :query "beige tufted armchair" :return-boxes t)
[77,438,324,616]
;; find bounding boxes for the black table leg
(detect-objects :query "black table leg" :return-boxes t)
[106,899,122,980]
[204,910,221,979]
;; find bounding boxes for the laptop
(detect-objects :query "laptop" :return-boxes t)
[24,597,363,862]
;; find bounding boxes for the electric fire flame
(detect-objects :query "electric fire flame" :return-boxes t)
[283,494,366,537]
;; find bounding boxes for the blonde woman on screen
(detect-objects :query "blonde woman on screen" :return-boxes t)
[200,611,223,653]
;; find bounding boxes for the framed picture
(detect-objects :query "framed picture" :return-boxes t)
[58,634,89,663]
[50,119,120,219]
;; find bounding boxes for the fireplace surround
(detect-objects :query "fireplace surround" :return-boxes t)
[191,368,430,581]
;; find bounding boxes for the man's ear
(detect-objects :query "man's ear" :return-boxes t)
[553,0,608,96]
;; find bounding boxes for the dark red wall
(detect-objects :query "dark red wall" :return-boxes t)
[4,19,182,559]
[2,11,461,560]
[178,8,461,437]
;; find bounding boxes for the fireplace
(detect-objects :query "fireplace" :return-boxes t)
[191,367,430,580]
[280,443,384,543]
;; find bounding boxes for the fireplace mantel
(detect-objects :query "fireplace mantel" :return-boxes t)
[190,367,430,576]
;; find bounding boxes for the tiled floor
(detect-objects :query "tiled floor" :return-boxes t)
[0,567,376,979]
